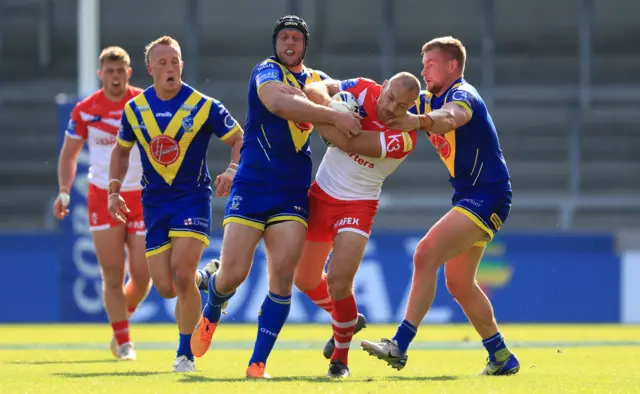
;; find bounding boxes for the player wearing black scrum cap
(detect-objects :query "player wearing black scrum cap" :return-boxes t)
[191,15,361,379]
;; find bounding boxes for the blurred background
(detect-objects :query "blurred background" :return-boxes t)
[0,0,637,325]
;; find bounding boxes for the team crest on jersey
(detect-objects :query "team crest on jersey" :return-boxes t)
[429,134,451,158]
[182,116,194,132]
[149,135,180,165]
[294,121,313,131]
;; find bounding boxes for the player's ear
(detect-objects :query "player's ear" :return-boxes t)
[146,63,153,76]
[180,60,184,71]
[97,68,103,81]
[126,67,133,79]
[381,80,388,89]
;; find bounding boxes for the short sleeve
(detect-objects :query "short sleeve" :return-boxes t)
[445,87,477,116]
[380,129,417,159]
[208,98,241,141]
[255,62,285,92]
[116,106,136,148]
[65,105,88,140]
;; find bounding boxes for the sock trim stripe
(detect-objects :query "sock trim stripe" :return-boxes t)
[334,340,352,349]
[482,334,503,344]
[331,317,358,328]
[313,297,332,305]
[401,321,418,333]
[267,293,292,305]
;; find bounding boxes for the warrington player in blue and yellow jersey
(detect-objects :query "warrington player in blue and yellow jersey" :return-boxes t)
[191,15,362,379]
[108,36,243,372]
[361,37,520,376]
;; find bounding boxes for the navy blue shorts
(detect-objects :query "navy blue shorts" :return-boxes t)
[223,182,309,231]
[451,188,512,246]
[143,195,212,257]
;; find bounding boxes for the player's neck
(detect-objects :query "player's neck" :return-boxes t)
[154,82,183,101]
[435,75,463,97]
[103,87,127,103]
[286,64,304,73]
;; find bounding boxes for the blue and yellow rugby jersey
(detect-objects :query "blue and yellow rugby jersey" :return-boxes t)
[412,78,511,192]
[116,83,241,205]
[237,56,330,189]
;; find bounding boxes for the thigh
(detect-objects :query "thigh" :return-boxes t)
[170,237,205,272]
[167,196,212,248]
[419,209,488,264]
[444,245,486,285]
[125,231,149,281]
[146,248,173,294]
[121,189,145,236]
[91,225,127,275]
[327,230,368,282]
[294,240,334,291]
[264,220,307,277]
[453,189,512,247]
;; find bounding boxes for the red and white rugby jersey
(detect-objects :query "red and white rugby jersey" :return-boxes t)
[315,78,417,201]
[65,86,144,191]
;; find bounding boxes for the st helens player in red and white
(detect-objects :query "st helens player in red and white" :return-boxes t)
[293,72,421,377]
[53,47,150,361]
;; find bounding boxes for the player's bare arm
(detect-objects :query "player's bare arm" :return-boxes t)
[214,129,243,197]
[107,142,132,225]
[302,79,341,106]
[258,81,361,137]
[53,136,85,219]
[318,126,384,158]
[386,102,472,134]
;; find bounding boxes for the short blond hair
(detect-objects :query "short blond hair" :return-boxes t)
[99,46,131,66]
[421,36,466,73]
[144,36,181,65]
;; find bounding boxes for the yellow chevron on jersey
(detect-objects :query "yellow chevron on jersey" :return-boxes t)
[265,58,323,152]
[124,92,213,185]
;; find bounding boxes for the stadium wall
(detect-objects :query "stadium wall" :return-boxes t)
[0,228,632,324]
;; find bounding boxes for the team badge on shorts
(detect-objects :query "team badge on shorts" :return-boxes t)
[230,195,243,210]
[149,135,180,165]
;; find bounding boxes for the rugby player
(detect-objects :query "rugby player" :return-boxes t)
[108,36,243,372]
[295,72,421,377]
[54,46,149,361]
[190,15,361,379]
[360,37,520,376]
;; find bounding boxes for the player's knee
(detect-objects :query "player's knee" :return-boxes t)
[172,266,196,294]
[101,267,125,290]
[326,273,352,300]
[445,274,475,300]
[216,259,250,293]
[155,281,176,299]
[413,238,442,271]
[268,263,296,295]
[293,267,319,292]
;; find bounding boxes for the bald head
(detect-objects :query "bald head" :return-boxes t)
[389,72,421,95]
[377,72,421,122]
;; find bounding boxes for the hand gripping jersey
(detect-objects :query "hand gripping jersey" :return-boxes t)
[413,78,510,192]
[237,56,330,190]
[65,86,144,191]
[315,78,418,201]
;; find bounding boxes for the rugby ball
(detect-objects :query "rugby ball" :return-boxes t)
[322,91,359,147]
[329,91,359,114]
